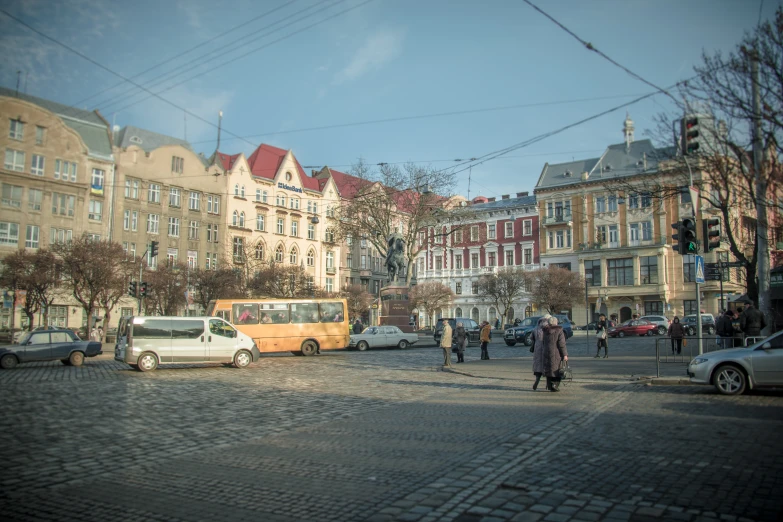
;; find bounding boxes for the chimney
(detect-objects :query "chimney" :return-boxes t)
[488,197,496,202]
[312,169,318,176]
[581,171,589,181]
[501,195,510,200]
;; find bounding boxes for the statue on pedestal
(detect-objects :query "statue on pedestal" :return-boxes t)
[385,233,406,285]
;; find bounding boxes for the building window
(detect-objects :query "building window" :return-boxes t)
[166,248,178,265]
[641,221,652,241]
[276,194,286,206]
[169,187,181,207]
[50,228,72,245]
[326,251,335,269]
[131,211,138,231]
[488,224,496,240]
[28,188,42,211]
[307,223,315,240]
[325,228,335,243]
[168,217,180,237]
[608,195,618,212]
[1,183,22,208]
[290,197,300,210]
[486,252,495,266]
[468,226,478,242]
[31,154,45,176]
[148,183,160,203]
[0,222,19,245]
[455,255,463,269]
[472,281,479,294]
[641,192,652,208]
[307,249,315,266]
[4,149,25,171]
[188,250,197,269]
[684,300,698,316]
[234,184,239,196]
[255,243,265,260]
[595,196,606,213]
[9,119,24,140]
[607,258,633,286]
[326,278,334,293]
[261,190,268,203]
[522,220,532,236]
[435,256,442,270]
[524,248,532,265]
[233,237,244,260]
[51,193,75,216]
[123,210,130,230]
[275,246,284,263]
[207,224,218,243]
[35,126,45,145]
[207,195,220,214]
[171,156,184,173]
[608,225,619,247]
[25,225,39,248]
[471,253,479,268]
[91,169,105,192]
[291,220,298,237]
[505,222,513,238]
[683,254,696,282]
[255,189,261,202]
[451,229,462,244]
[289,247,298,264]
[505,250,514,266]
[585,259,601,286]
[640,256,658,284]
[456,282,462,295]
[277,218,284,234]
[628,193,639,209]
[241,185,245,198]
[555,230,564,248]
[256,214,265,231]
[124,178,139,198]
[189,191,200,210]
[644,301,663,315]
[56,160,77,182]
[189,220,200,240]
[147,214,159,234]
[238,211,245,228]
[88,200,102,221]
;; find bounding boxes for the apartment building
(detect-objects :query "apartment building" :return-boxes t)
[0,87,114,329]
[415,192,540,326]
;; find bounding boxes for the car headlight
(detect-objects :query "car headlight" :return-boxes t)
[690,357,709,365]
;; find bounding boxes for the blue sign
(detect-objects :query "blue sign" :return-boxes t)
[277,182,302,193]
[694,255,705,284]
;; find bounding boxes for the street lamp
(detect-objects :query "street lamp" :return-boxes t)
[585,273,592,355]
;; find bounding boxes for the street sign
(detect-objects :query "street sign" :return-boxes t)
[705,268,722,276]
[705,261,744,268]
[706,274,722,281]
[695,255,705,284]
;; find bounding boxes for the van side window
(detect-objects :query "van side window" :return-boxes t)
[171,320,205,339]
[209,319,235,338]
[133,320,172,338]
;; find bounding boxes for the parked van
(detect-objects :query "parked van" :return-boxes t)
[114,316,260,372]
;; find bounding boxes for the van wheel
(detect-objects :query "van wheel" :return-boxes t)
[300,340,318,356]
[137,352,158,372]
[69,351,84,367]
[61,359,72,366]
[234,349,252,368]
[0,354,18,369]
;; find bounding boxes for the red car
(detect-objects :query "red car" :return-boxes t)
[607,319,658,337]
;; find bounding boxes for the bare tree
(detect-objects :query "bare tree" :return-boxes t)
[249,260,320,298]
[0,250,29,332]
[190,267,242,312]
[341,283,372,321]
[409,282,454,327]
[476,267,529,325]
[142,262,188,316]
[524,267,584,316]
[27,249,64,328]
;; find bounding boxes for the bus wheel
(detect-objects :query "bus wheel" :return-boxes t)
[301,340,318,356]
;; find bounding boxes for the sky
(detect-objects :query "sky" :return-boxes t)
[0,0,778,200]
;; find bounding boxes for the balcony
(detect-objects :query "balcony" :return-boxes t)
[326,266,336,275]
[542,213,573,226]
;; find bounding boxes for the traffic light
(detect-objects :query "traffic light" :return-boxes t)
[128,281,137,298]
[150,241,159,258]
[139,282,148,298]
[681,217,698,255]
[702,217,722,253]
[671,221,682,254]
[681,117,700,155]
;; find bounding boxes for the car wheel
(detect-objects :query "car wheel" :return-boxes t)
[137,352,158,372]
[357,341,369,351]
[618,331,625,338]
[0,354,18,369]
[233,349,252,369]
[646,330,654,336]
[69,351,84,367]
[61,359,71,366]
[505,341,516,346]
[397,340,408,349]
[713,364,747,395]
[523,333,533,346]
[658,326,667,336]
[300,340,318,356]
[707,326,715,335]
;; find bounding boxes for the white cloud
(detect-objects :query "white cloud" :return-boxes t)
[333,29,405,85]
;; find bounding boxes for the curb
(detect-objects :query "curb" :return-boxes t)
[648,377,695,385]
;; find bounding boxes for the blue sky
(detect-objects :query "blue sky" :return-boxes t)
[0,0,777,199]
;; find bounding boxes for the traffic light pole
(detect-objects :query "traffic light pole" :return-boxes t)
[138,247,148,315]
[696,280,703,355]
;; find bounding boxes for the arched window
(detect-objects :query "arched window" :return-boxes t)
[289,247,298,264]
[275,245,284,263]
[471,307,479,322]
[276,194,286,206]
[455,307,463,317]
[255,243,265,260]
[232,210,238,226]
[239,211,245,227]
[307,249,315,267]
[290,197,299,210]
[234,184,239,196]
[240,185,245,198]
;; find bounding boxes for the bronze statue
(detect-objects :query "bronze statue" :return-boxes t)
[385,234,406,284]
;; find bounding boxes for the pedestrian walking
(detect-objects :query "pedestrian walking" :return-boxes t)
[715,310,735,350]
[739,303,766,338]
[540,316,568,392]
[531,314,552,390]
[668,316,685,355]
[594,313,609,358]
[440,320,453,368]
[479,321,492,360]
[454,322,467,363]
[352,319,363,334]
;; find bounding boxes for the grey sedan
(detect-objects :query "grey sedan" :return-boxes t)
[687,330,783,395]
[349,326,419,351]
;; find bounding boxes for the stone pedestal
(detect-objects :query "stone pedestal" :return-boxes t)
[379,285,414,333]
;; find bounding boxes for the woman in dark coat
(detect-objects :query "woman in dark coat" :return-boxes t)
[541,316,569,392]
[531,314,552,390]
[454,322,467,363]
[668,316,685,355]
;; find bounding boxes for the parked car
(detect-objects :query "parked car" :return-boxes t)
[607,319,658,337]
[350,325,419,350]
[688,330,783,395]
[504,315,573,346]
[681,314,716,336]
[433,318,481,345]
[576,322,598,331]
[0,329,102,369]
[639,315,671,336]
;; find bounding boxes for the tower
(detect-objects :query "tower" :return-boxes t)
[623,112,635,151]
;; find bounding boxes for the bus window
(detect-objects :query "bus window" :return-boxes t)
[234,303,259,325]
[320,302,345,323]
[261,303,289,324]
[291,303,319,324]
[215,310,230,322]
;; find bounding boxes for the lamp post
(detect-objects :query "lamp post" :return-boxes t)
[585,272,591,356]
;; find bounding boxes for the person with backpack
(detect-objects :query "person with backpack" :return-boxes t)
[715,310,736,350]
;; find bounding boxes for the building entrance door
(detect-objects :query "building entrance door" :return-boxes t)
[620,306,632,322]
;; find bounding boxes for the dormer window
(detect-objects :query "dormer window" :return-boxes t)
[129,136,142,144]
[285,172,292,182]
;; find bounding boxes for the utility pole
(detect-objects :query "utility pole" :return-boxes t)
[751,51,771,335]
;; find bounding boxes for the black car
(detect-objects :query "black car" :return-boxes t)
[433,318,481,345]
[681,314,716,336]
[0,329,102,369]
[504,315,574,346]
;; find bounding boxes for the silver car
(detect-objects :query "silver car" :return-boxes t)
[350,326,419,351]
[687,330,783,395]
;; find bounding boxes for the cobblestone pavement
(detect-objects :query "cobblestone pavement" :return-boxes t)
[0,341,780,521]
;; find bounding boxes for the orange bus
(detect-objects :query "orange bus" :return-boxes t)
[206,298,350,356]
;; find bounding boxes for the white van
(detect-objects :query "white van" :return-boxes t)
[114,316,260,372]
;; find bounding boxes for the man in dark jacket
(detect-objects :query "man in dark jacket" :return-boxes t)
[352,319,363,334]
[715,310,735,349]
[739,304,766,337]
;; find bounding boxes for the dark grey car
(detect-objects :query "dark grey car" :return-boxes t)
[0,329,102,369]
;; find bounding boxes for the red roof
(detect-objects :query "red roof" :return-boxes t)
[246,144,320,191]
[327,168,374,200]
[216,152,240,171]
